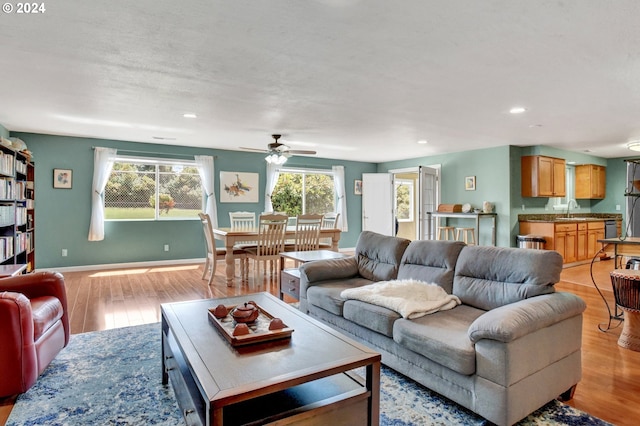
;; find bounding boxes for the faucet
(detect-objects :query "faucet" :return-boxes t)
[565,199,578,218]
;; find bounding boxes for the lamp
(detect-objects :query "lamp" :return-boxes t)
[265,153,288,164]
[628,141,640,151]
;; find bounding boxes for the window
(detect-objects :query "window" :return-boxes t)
[104,156,203,220]
[395,179,414,222]
[271,168,335,216]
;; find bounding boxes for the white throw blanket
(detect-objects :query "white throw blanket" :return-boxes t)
[340,279,461,319]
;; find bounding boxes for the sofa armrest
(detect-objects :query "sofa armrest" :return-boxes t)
[468,292,586,343]
[0,272,69,346]
[0,291,38,396]
[299,257,359,286]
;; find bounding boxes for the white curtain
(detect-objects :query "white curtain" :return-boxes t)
[264,163,281,213]
[195,155,218,228]
[88,147,117,241]
[332,165,348,231]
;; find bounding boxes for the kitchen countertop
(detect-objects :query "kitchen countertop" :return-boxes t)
[518,213,622,223]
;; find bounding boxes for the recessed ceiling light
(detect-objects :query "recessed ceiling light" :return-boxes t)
[627,140,640,151]
[528,124,542,128]
[183,113,197,119]
[509,107,527,114]
[417,140,428,144]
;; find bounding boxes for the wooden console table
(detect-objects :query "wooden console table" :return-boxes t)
[598,237,640,268]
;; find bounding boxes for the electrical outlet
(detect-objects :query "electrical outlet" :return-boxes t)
[61,249,68,257]
[164,244,169,252]
[522,204,526,211]
[616,204,621,211]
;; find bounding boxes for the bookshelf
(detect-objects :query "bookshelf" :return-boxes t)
[0,140,34,273]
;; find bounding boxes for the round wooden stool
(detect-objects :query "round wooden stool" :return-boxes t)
[437,226,455,240]
[455,227,476,245]
[610,269,640,351]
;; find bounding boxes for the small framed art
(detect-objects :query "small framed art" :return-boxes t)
[354,179,362,195]
[465,176,476,191]
[53,168,73,189]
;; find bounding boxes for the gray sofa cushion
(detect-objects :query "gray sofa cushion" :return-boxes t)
[397,240,465,294]
[306,278,374,315]
[355,231,411,281]
[453,246,562,310]
[392,305,485,375]
[343,300,401,337]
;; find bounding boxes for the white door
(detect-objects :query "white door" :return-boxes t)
[362,173,394,235]
[419,166,440,240]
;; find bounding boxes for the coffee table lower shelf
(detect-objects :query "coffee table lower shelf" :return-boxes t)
[163,327,370,426]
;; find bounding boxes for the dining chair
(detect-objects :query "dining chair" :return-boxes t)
[199,213,248,285]
[242,214,288,282]
[229,211,256,230]
[319,212,341,248]
[286,214,323,253]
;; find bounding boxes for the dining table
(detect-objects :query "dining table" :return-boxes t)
[212,226,342,286]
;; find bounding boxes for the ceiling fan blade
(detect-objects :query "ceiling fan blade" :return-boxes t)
[239,147,269,153]
[287,149,317,155]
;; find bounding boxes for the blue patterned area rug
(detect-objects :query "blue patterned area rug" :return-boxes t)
[7,323,610,426]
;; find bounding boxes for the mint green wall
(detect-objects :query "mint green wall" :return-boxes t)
[13,132,375,269]
[0,124,8,139]
[378,146,512,247]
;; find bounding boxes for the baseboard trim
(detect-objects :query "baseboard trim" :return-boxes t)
[35,247,355,274]
[36,258,205,273]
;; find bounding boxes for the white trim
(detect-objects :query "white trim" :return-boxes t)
[34,249,356,273]
[35,258,205,273]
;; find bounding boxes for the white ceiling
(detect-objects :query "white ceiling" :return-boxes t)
[1,0,640,162]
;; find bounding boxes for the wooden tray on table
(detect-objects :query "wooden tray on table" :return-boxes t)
[207,302,294,347]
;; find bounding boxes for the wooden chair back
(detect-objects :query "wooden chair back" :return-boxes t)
[255,214,288,256]
[322,212,341,229]
[294,214,323,251]
[229,211,256,230]
[199,213,216,259]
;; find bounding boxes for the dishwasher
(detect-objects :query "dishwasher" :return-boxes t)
[604,220,617,239]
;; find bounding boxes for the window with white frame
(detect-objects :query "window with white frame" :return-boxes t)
[394,179,414,222]
[104,156,203,220]
[271,168,336,216]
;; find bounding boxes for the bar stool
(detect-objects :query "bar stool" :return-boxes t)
[437,226,456,240]
[456,227,476,245]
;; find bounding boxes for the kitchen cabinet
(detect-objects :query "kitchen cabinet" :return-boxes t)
[521,156,566,197]
[587,221,605,258]
[576,223,588,261]
[575,164,606,199]
[554,223,577,263]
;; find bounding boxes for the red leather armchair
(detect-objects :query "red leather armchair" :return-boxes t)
[0,271,69,397]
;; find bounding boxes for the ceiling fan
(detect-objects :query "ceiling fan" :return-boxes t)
[240,134,317,164]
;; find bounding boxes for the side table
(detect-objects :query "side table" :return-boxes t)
[279,249,349,300]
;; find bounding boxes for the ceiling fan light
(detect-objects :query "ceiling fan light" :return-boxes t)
[265,153,288,164]
[627,140,640,151]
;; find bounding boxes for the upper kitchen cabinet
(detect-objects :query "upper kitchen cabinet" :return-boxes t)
[575,164,606,199]
[521,155,566,197]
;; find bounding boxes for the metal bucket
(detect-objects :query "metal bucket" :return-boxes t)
[626,258,640,270]
[516,235,546,249]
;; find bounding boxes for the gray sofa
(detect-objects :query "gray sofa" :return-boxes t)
[299,231,586,426]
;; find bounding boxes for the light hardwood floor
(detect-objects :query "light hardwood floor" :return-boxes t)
[1,257,639,425]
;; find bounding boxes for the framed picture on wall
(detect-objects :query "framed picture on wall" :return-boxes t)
[53,168,73,189]
[219,171,259,203]
[465,176,476,191]
[354,179,362,195]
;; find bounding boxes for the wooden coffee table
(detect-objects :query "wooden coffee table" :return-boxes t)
[161,292,380,426]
